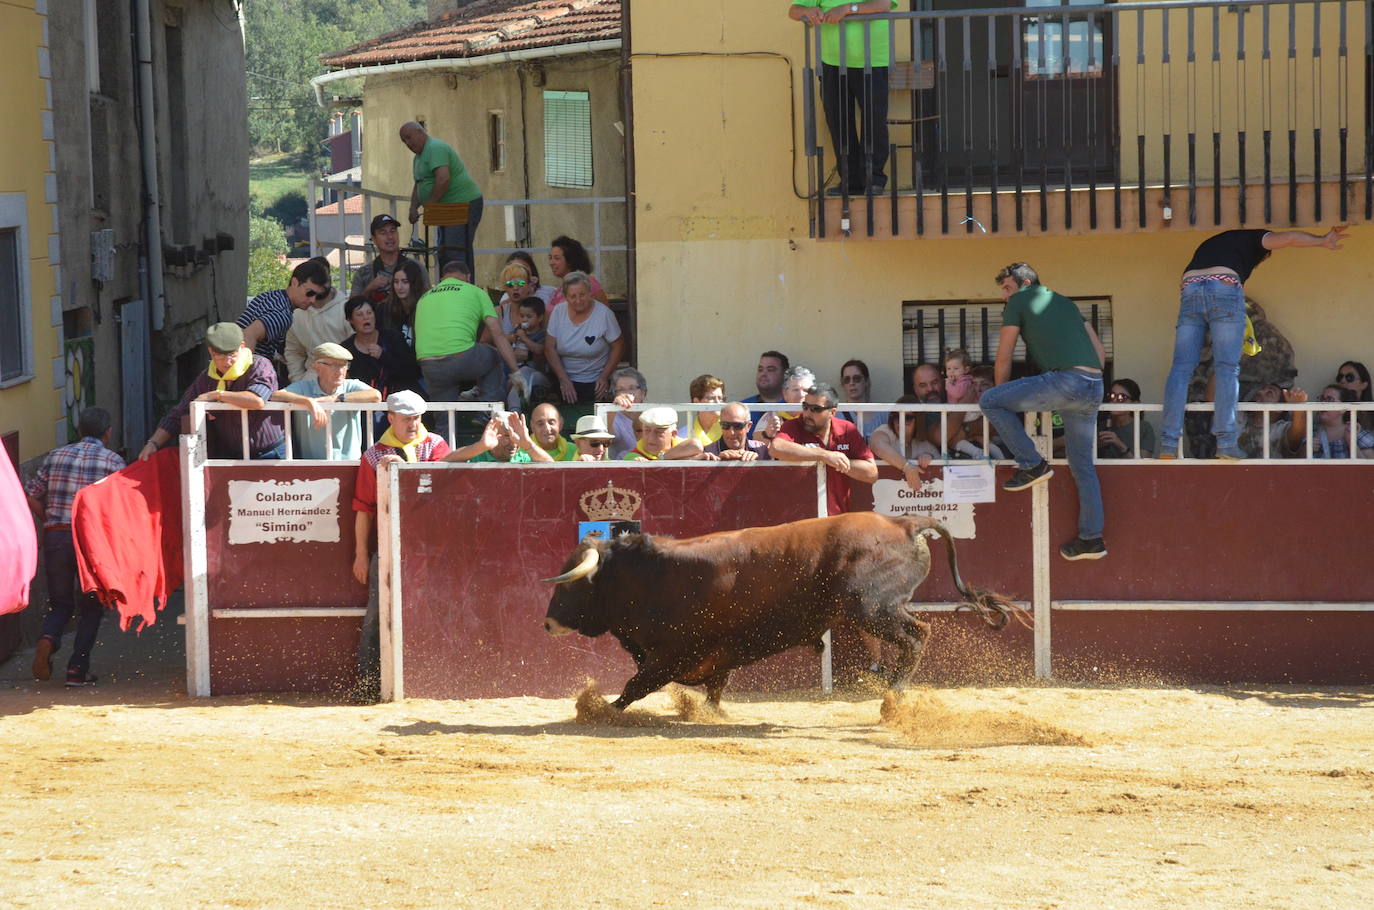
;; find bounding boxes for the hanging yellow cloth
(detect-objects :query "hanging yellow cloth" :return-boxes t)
[377,426,430,462]
[207,348,253,391]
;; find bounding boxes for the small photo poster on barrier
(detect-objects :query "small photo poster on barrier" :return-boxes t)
[942,463,996,503]
[578,520,641,543]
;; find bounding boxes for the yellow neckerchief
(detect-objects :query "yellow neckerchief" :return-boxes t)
[207,348,253,392]
[378,426,429,463]
[628,434,675,461]
[537,435,577,461]
[689,413,723,447]
[777,410,799,421]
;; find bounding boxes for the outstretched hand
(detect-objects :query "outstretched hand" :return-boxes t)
[1322,225,1350,250]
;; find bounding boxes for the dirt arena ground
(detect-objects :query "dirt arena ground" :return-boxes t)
[2,622,1371,909]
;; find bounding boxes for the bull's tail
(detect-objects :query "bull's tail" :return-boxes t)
[921,521,1031,631]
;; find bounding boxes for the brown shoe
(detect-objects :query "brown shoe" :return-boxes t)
[32,636,54,681]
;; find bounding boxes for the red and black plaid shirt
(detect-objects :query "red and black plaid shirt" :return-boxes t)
[25,437,125,529]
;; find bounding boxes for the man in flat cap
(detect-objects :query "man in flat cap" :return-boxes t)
[622,407,705,461]
[349,390,505,700]
[272,342,382,460]
[139,322,284,460]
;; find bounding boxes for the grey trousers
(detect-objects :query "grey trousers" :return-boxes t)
[421,345,504,402]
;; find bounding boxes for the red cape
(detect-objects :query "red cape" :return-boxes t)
[72,447,184,631]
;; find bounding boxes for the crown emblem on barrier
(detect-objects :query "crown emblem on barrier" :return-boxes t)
[579,482,642,521]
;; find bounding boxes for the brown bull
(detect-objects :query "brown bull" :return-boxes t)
[542,512,1022,710]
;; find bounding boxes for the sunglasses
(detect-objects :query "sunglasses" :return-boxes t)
[504,279,528,288]
[1338,372,1360,383]
[585,440,608,448]
[719,420,749,430]
[305,287,331,300]
[800,402,833,414]
[1107,392,1131,401]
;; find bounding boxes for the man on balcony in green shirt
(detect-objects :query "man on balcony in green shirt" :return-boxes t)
[789,0,898,196]
[400,121,483,278]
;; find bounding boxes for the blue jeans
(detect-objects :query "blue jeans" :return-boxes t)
[980,369,1105,540]
[1160,278,1246,455]
[39,528,105,676]
[437,196,483,280]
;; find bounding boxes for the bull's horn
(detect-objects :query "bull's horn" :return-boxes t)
[541,547,600,585]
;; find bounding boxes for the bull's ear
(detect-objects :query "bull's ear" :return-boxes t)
[541,545,601,585]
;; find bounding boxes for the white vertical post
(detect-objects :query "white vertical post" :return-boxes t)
[1032,410,1052,679]
[308,177,319,258]
[816,462,832,692]
[378,462,404,701]
[179,433,211,696]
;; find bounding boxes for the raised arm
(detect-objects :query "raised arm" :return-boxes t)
[1262,225,1348,251]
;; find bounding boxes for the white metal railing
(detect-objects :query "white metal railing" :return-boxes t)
[306,178,627,293]
[184,399,1374,464]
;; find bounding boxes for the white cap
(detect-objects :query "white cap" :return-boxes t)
[638,406,678,428]
[386,390,427,416]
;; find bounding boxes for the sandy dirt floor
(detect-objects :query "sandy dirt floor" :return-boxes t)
[2,620,1371,909]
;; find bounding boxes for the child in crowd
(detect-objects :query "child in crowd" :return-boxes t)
[944,348,973,403]
[506,298,550,410]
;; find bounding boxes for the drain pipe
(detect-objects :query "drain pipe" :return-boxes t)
[134,0,167,331]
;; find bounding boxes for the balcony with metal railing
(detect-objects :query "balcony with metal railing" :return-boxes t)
[802,0,1373,239]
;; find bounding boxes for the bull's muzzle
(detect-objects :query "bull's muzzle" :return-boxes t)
[544,617,572,636]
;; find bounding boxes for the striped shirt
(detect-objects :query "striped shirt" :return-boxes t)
[25,437,125,529]
[236,289,294,359]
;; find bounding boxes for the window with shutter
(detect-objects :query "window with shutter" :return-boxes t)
[0,227,27,382]
[543,90,593,189]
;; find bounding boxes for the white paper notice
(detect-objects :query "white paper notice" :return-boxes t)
[227,478,341,545]
[870,478,976,538]
[942,463,996,503]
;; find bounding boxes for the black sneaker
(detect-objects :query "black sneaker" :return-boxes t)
[1003,460,1054,492]
[1060,537,1107,561]
[65,669,98,688]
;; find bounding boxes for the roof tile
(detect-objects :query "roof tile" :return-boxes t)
[321,0,620,70]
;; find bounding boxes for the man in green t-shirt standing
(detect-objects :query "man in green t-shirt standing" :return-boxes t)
[400,121,483,277]
[980,263,1109,561]
[788,0,898,196]
[415,261,522,432]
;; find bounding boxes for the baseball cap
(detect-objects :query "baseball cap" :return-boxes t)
[370,213,401,234]
[571,415,615,440]
[638,406,678,429]
[312,342,352,363]
[386,390,427,416]
[206,322,244,354]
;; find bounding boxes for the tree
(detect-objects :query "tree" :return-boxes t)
[247,248,292,298]
[249,212,288,254]
[245,0,427,154]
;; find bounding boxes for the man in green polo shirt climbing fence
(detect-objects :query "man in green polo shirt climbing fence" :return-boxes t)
[980,262,1109,562]
[415,261,523,434]
[400,121,483,277]
[789,0,898,196]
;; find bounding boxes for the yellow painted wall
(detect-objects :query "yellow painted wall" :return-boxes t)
[359,54,627,292]
[630,3,1374,405]
[0,1,62,464]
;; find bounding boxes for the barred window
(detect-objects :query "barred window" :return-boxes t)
[902,297,1113,374]
[0,227,27,382]
[543,90,593,188]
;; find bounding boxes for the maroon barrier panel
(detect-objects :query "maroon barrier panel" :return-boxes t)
[845,465,1037,681]
[1048,465,1374,683]
[393,464,823,699]
[203,464,367,695]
